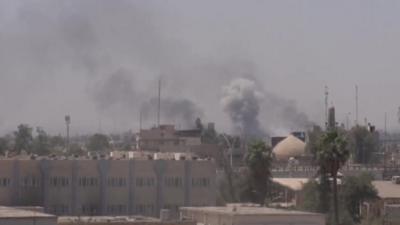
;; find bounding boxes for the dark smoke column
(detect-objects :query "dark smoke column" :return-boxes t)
[221,78,266,139]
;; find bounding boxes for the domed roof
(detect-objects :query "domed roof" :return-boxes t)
[273,135,306,161]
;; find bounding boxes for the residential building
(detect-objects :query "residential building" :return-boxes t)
[271,178,309,208]
[136,125,201,152]
[0,154,216,218]
[362,180,400,224]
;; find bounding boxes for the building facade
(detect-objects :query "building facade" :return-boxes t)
[0,157,216,218]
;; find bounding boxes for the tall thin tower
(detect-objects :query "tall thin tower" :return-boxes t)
[157,78,161,127]
[355,85,359,125]
[397,107,400,125]
[324,86,329,127]
[65,115,71,152]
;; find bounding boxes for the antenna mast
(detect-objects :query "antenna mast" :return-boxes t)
[157,78,161,128]
[65,115,71,152]
[324,86,329,127]
[385,112,387,137]
[139,109,143,131]
[397,107,400,125]
[355,85,359,126]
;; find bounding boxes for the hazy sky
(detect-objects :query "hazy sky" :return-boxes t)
[1,0,400,136]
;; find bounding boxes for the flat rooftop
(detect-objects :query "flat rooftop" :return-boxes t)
[181,206,322,216]
[373,181,400,199]
[273,178,310,191]
[0,206,56,219]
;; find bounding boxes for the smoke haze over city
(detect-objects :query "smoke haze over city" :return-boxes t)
[1,0,400,136]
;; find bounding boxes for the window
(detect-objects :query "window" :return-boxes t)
[0,178,10,187]
[49,177,69,187]
[78,177,98,187]
[107,177,127,187]
[22,176,40,188]
[192,177,210,188]
[51,204,69,214]
[107,204,127,214]
[136,204,154,215]
[81,204,98,215]
[165,177,182,188]
[136,177,155,187]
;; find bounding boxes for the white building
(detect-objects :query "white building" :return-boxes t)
[180,204,325,225]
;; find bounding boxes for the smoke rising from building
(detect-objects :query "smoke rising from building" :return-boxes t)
[2,1,397,134]
[141,97,204,129]
[90,70,203,130]
[221,78,314,137]
[221,78,266,138]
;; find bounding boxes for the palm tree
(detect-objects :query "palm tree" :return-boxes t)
[316,129,349,225]
[244,141,273,205]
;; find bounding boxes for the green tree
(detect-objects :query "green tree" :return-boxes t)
[14,124,34,154]
[244,140,273,205]
[299,180,320,212]
[316,129,349,225]
[348,126,379,164]
[341,173,377,222]
[69,143,85,156]
[49,135,65,148]
[86,133,110,152]
[0,137,9,155]
[305,125,323,156]
[33,127,51,155]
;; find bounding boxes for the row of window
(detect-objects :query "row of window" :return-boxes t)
[164,177,183,187]
[107,204,127,214]
[81,204,98,215]
[192,178,211,187]
[50,204,69,214]
[51,204,128,215]
[107,177,127,187]
[49,177,69,187]
[0,177,211,188]
[136,177,155,187]
[79,177,98,187]
[0,178,10,187]
[49,203,189,215]
[136,204,155,215]
[22,177,40,187]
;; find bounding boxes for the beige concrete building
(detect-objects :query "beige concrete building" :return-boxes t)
[180,204,325,225]
[0,155,216,218]
[136,125,201,152]
[136,125,221,164]
[272,178,309,208]
[0,206,57,225]
[362,180,400,224]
